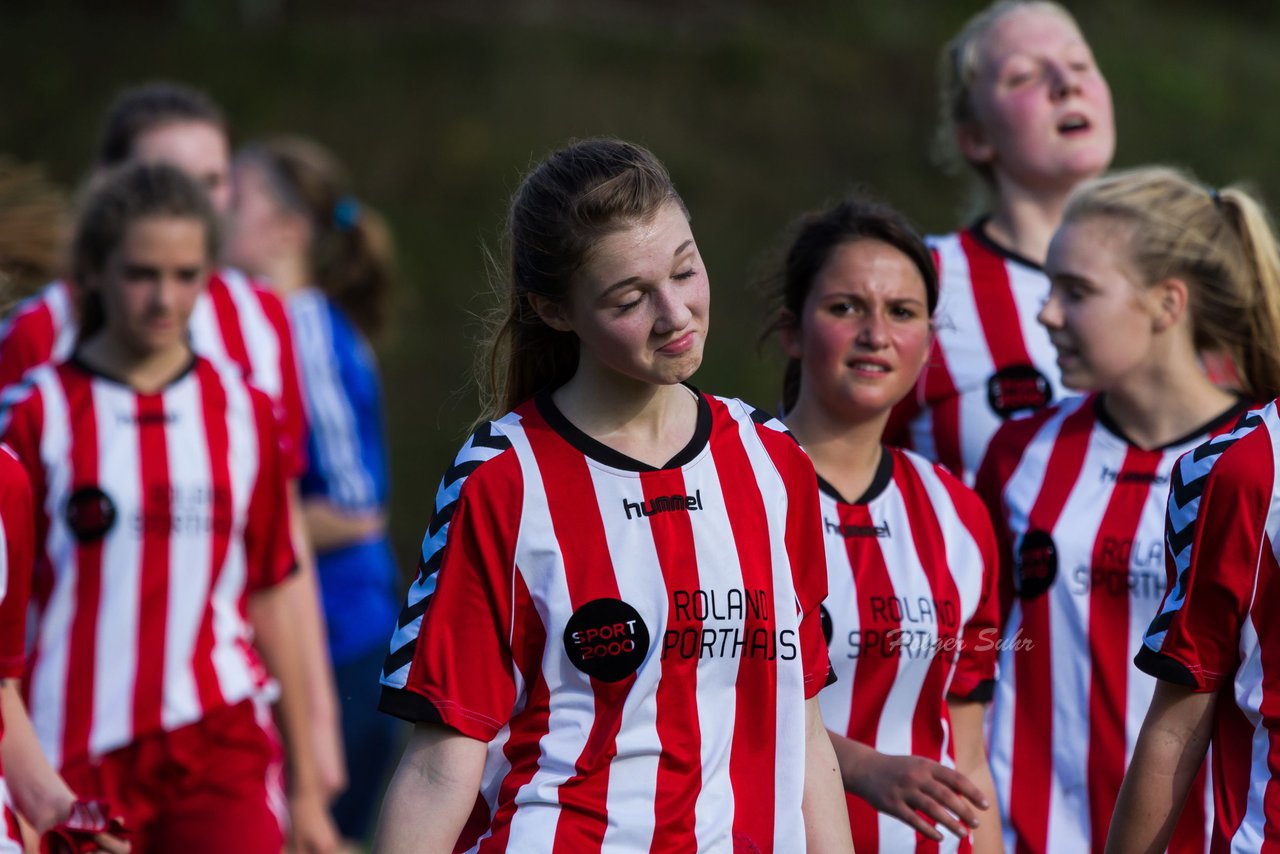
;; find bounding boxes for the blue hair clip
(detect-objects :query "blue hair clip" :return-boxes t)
[333,196,361,231]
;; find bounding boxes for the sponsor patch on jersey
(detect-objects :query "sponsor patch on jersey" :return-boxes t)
[820,604,833,647]
[65,485,116,543]
[1015,529,1058,598]
[987,364,1052,417]
[563,598,650,682]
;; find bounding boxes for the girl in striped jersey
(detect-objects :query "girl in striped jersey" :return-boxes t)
[975,168,1280,854]
[766,196,1001,853]
[375,139,852,854]
[0,163,338,852]
[225,136,402,848]
[887,0,1115,485]
[0,445,129,853]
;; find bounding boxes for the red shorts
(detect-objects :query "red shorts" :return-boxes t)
[59,699,284,854]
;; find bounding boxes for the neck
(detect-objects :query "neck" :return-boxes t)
[1100,347,1237,450]
[254,254,310,296]
[552,361,698,469]
[78,332,192,394]
[983,179,1076,265]
[783,394,886,500]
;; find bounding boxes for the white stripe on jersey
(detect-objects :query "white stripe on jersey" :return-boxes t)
[90,380,143,757]
[290,290,374,508]
[28,368,71,768]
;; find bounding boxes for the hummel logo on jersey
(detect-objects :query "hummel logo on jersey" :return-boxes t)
[1100,466,1168,486]
[623,489,703,520]
[116,411,177,426]
[823,516,891,538]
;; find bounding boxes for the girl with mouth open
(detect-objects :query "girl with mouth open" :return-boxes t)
[886,0,1115,486]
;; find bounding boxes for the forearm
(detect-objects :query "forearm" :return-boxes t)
[1104,683,1215,854]
[948,699,1001,854]
[803,698,855,854]
[302,498,385,554]
[0,680,74,832]
[373,724,486,854]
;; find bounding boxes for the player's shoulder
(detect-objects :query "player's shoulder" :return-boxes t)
[1193,403,1276,494]
[898,445,988,515]
[211,267,289,318]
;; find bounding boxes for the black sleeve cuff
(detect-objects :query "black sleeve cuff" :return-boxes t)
[949,678,995,704]
[1134,646,1200,688]
[824,664,837,688]
[378,685,446,724]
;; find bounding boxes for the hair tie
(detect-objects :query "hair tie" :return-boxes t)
[333,195,361,231]
[1210,188,1223,210]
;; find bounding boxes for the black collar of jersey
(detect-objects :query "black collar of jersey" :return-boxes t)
[816,445,895,506]
[1094,393,1252,451]
[968,217,1044,272]
[69,350,198,393]
[535,383,713,473]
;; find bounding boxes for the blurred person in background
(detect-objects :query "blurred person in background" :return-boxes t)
[226,135,401,851]
[764,195,1002,854]
[0,81,347,806]
[886,0,1115,485]
[0,157,70,303]
[974,166,1280,852]
[0,162,337,853]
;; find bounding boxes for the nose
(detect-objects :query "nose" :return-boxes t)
[1038,289,1064,330]
[1049,61,1082,100]
[652,283,693,335]
[855,310,890,350]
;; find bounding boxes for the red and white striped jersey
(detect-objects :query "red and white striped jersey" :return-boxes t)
[380,390,831,854]
[1138,401,1280,852]
[887,226,1073,487]
[0,356,295,770]
[0,445,34,749]
[817,446,999,854]
[976,394,1242,854]
[0,272,308,476]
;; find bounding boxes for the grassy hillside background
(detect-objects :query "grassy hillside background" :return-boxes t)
[3,0,1278,571]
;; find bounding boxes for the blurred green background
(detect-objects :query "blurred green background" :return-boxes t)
[3,0,1278,575]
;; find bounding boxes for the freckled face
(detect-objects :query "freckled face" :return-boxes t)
[561,201,710,388]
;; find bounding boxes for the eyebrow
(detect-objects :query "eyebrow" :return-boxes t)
[602,239,696,295]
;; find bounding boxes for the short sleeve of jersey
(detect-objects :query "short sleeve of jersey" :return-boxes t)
[0,306,54,393]
[245,388,296,591]
[1136,426,1272,691]
[948,481,1001,702]
[380,453,524,740]
[0,446,34,678]
[757,423,833,698]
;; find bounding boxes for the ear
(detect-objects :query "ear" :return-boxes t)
[527,292,573,332]
[777,309,803,359]
[955,121,995,168]
[1150,276,1190,333]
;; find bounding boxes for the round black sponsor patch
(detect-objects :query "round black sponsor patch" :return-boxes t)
[65,486,116,543]
[1015,529,1058,599]
[563,598,650,682]
[820,604,833,647]
[987,365,1052,417]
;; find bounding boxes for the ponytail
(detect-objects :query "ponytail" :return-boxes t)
[1218,188,1280,399]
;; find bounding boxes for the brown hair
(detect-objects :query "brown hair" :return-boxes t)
[479,138,686,421]
[97,81,226,168]
[72,162,219,339]
[762,195,938,413]
[1063,166,1280,401]
[0,157,70,301]
[935,1,1084,186]
[236,137,395,340]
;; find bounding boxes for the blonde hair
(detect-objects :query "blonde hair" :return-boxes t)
[0,157,70,301]
[1063,166,1280,401]
[935,0,1082,185]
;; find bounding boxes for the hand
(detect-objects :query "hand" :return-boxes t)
[850,752,989,841]
[287,790,339,854]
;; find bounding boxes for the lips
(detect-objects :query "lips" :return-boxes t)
[1057,112,1091,135]
[658,332,696,355]
[846,358,891,374]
